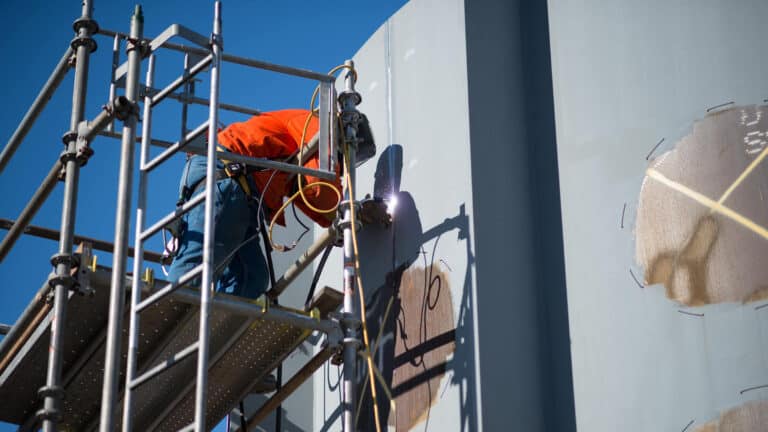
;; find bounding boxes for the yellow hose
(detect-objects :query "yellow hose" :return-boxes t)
[264,63,392,428]
[294,63,357,216]
[344,146,394,432]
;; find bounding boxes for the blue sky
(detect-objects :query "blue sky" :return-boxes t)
[0,1,406,430]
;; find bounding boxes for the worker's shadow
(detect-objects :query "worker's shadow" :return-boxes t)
[319,145,479,432]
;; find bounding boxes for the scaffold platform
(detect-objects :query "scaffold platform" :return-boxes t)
[0,262,341,431]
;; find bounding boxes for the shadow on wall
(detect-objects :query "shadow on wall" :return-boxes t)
[320,145,479,432]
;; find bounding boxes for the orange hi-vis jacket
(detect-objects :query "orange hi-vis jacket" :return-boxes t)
[217,109,341,227]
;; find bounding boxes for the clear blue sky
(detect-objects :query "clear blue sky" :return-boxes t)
[0,1,406,430]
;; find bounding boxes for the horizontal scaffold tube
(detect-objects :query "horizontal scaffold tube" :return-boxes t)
[246,348,335,430]
[0,160,62,263]
[0,99,126,263]
[96,28,334,82]
[0,47,73,174]
[0,218,163,263]
[269,226,337,298]
[144,281,340,334]
[0,280,51,375]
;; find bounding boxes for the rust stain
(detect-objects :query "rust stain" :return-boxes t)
[646,215,719,306]
[693,400,768,431]
[636,105,768,306]
[745,286,768,303]
[387,264,456,431]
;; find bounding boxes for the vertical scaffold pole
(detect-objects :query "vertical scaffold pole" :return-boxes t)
[339,59,362,432]
[100,6,143,432]
[107,34,120,133]
[121,52,154,432]
[194,2,222,429]
[181,53,192,139]
[39,1,97,430]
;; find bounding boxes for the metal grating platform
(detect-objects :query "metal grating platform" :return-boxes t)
[0,266,341,431]
[63,291,194,431]
[0,267,193,430]
[0,271,115,426]
[143,309,313,431]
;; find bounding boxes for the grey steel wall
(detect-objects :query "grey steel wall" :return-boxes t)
[548,0,768,430]
[464,0,575,431]
[312,0,576,431]
[313,0,483,430]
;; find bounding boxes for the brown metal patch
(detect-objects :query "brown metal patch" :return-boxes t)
[636,105,768,306]
[693,400,768,431]
[387,264,456,431]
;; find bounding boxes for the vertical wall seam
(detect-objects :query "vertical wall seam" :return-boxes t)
[460,0,485,430]
[386,18,394,148]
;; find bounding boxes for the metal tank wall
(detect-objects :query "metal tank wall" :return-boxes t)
[312,0,575,431]
[547,0,768,431]
[313,0,482,430]
[311,0,768,430]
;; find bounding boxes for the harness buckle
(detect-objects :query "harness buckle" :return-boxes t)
[224,162,245,178]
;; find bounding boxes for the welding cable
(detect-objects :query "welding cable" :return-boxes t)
[342,143,395,432]
[295,109,341,216]
[210,196,272,278]
[255,168,279,231]
[265,64,358,251]
[291,193,312,232]
[268,181,341,252]
[290,202,311,246]
[304,244,333,309]
[355,292,397,423]
[257,167,308,253]
[293,64,357,216]
[238,401,247,431]
[356,349,396,413]
[266,113,341,251]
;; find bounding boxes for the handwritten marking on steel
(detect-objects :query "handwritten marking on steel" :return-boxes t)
[706,101,734,112]
[646,138,665,160]
[620,203,627,228]
[678,310,704,317]
[740,383,768,394]
[681,419,695,432]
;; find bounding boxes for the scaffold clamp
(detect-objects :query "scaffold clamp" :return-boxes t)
[112,95,139,121]
[70,17,98,53]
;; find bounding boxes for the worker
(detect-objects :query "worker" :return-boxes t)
[166,109,342,299]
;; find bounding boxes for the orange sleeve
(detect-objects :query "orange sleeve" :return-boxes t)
[281,110,339,228]
[217,112,298,158]
[216,109,335,227]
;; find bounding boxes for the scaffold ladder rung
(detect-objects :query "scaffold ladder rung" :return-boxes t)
[140,193,205,242]
[142,120,209,173]
[129,341,200,391]
[150,54,212,108]
[135,264,203,313]
[122,4,224,431]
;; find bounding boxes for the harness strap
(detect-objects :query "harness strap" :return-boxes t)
[177,168,229,206]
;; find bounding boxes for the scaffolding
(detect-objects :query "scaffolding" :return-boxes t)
[0,1,370,431]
